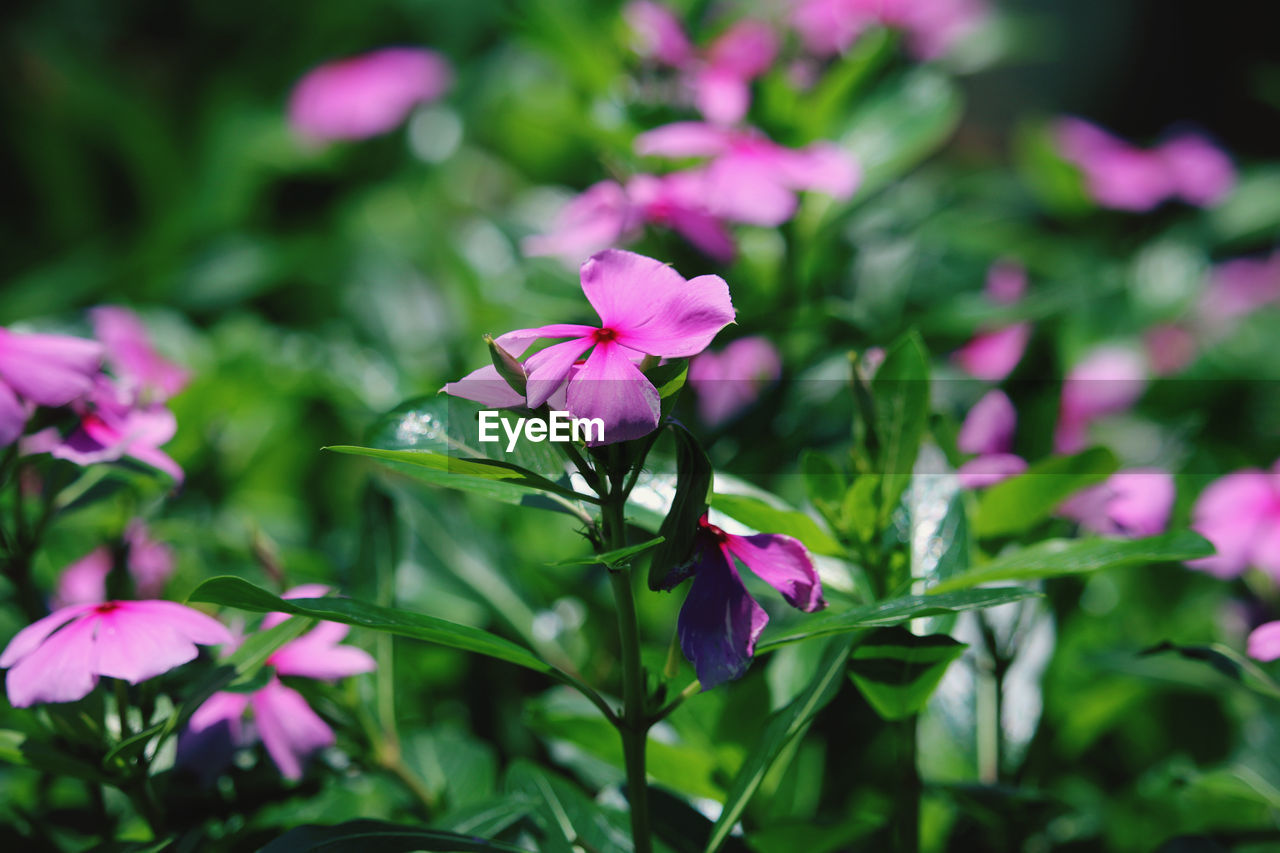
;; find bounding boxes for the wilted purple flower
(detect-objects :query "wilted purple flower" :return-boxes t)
[688,337,782,427]
[181,585,376,780]
[955,390,1026,488]
[1059,469,1175,538]
[791,0,987,61]
[671,515,825,688]
[1186,462,1280,579]
[0,327,102,446]
[447,250,734,443]
[1054,345,1147,454]
[1,600,231,707]
[90,307,189,403]
[1247,621,1280,662]
[288,48,451,142]
[636,122,859,226]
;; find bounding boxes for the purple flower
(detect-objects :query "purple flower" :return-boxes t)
[1199,251,1280,329]
[0,326,102,446]
[687,336,782,427]
[791,0,987,61]
[636,122,859,227]
[1186,463,1280,580]
[90,307,189,403]
[1157,134,1236,207]
[955,390,1026,488]
[1058,469,1175,538]
[182,585,376,780]
[1248,621,1280,662]
[1054,345,1147,454]
[1,600,231,707]
[447,250,734,443]
[288,48,451,142]
[672,515,825,688]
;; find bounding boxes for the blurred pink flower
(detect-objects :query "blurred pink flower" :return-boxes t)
[183,585,375,780]
[1143,324,1197,376]
[791,0,987,61]
[1054,345,1147,454]
[0,327,102,446]
[984,260,1026,304]
[688,336,782,427]
[52,548,113,610]
[1059,469,1175,538]
[288,48,451,142]
[52,523,174,608]
[1247,621,1280,662]
[447,250,734,443]
[636,122,859,225]
[1,600,230,707]
[625,4,778,125]
[952,262,1031,381]
[1199,251,1280,328]
[1186,462,1280,579]
[90,307,189,403]
[1157,134,1236,206]
[955,390,1026,488]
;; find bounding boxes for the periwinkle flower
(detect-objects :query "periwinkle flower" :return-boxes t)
[952,262,1030,381]
[1,600,231,707]
[1058,469,1175,538]
[181,585,376,780]
[955,389,1025,488]
[668,515,825,689]
[447,250,735,443]
[687,336,782,427]
[791,0,987,61]
[0,326,102,446]
[1247,621,1280,662]
[288,47,452,142]
[1053,345,1147,454]
[90,306,189,403]
[1186,462,1280,580]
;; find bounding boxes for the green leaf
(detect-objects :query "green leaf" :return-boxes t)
[705,638,853,853]
[550,536,664,568]
[972,447,1118,539]
[649,422,714,590]
[756,588,1039,653]
[505,761,633,853]
[189,577,550,674]
[846,627,967,720]
[869,331,930,525]
[646,358,690,399]
[258,819,529,852]
[433,796,536,837]
[710,493,844,558]
[927,531,1214,594]
[1140,642,1280,701]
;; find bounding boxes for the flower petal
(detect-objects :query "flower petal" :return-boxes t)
[54,547,113,608]
[1187,470,1276,578]
[693,68,750,126]
[271,639,376,680]
[494,324,598,358]
[443,364,528,409]
[725,533,825,612]
[522,181,637,261]
[0,381,29,446]
[251,680,335,780]
[952,324,1030,381]
[956,454,1027,489]
[772,143,860,200]
[635,122,731,159]
[0,603,98,668]
[118,600,234,647]
[1248,621,1280,662]
[703,154,798,226]
[566,342,661,443]
[5,614,99,707]
[677,545,768,689]
[0,330,102,408]
[525,336,595,408]
[957,390,1017,456]
[706,20,778,79]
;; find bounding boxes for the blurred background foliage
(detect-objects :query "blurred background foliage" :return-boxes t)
[3,0,1280,850]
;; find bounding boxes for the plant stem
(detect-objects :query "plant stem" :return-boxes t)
[601,479,652,853]
[892,716,920,853]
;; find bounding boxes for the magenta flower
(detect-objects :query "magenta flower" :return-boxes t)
[688,336,782,427]
[1053,345,1147,454]
[1186,462,1280,580]
[1247,621,1280,662]
[288,47,452,142]
[53,524,173,608]
[1058,469,1175,538]
[625,4,778,125]
[951,262,1031,381]
[791,0,987,61]
[90,307,189,403]
[182,585,375,780]
[669,515,824,688]
[447,250,734,443]
[0,326,102,446]
[1157,134,1236,207]
[1199,251,1280,329]
[955,390,1026,488]
[636,122,859,227]
[1,600,231,707]
[52,548,113,609]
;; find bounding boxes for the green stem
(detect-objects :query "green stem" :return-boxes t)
[892,716,920,853]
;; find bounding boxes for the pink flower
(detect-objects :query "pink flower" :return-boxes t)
[52,548,113,609]
[1199,251,1280,328]
[1059,469,1175,538]
[984,260,1026,305]
[1157,134,1236,207]
[447,250,734,443]
[1054,345,1147,454]
[688,336,782,427]
[288,48,452,142]
[53,526,172,608]
[1187,462,1280,579]
[1,600,231,707]
[791,0,987,61]
[952,262,1031,381]
[1247,621,1280,662]
[955,390,1026,488]
[1143,324,1197,376]
[182,585,375,780]
[636,122,859,226]
[625,4,778,125]
[0,327,102,446]
[90,307,189,403]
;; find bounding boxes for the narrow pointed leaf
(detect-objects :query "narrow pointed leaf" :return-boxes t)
[972,447,1117,538]
[846,627,967,720]
[258,819,530,852]
[869,331,930,525]
[550,536,664,568]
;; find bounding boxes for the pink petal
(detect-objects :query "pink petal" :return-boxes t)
[725,533,825,612]
[791,0,872,56]
[94,608,204,684]
[0,603,99,668]
[0,329,103,408]
[692,67,751,126]
[187,691,252,740]
[118,600,234,647]
[635,122,731,159]
[624,1,693,66]
[1187,470,1277,578]
[985,261,1027,305]
[270,640,376,681]
[1143,324,1196,376]
[124,521,175,599]
[494,324,598,358]
[524,337,595,408]
[443,364,529,409]
[54,547,113,608]
[1248,520,1280,583]
[703,154,798,227]
[1158,134,1235,207]
[521,181,638,262]
[957,390,1017,455]
[0,381,29,446]
[772,143,860,200]
[956,453,1027,489]
[706,20,778,79]
[251,680,335,780]
[5,614,100,707]
[566,341,661,444]
[688,337,781,427]
[667,207,737,262]
[1248,621,1280,662]
[124,442,185,485]
[90,307,190,401]
[1104,469,1175,537]
[952,323,1030,381]
[1059,345,1147,424]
